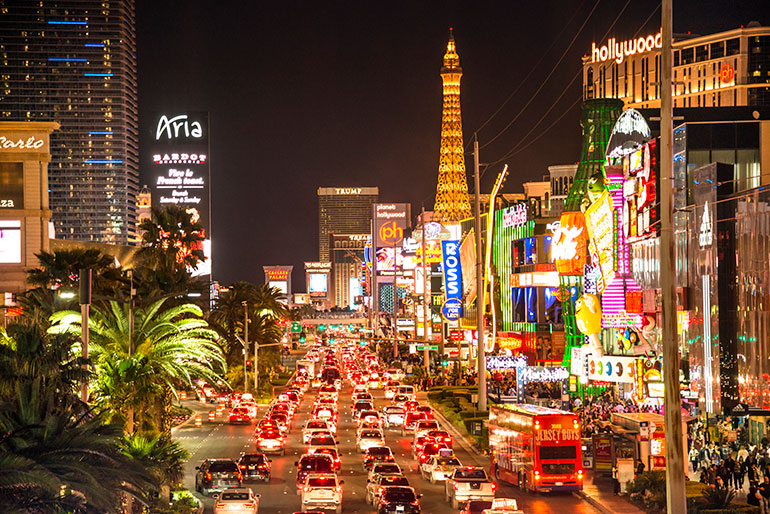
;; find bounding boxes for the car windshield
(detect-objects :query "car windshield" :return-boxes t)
[418,422,438,429]
[240,455,266,464]
[310,436,334,445]
[382,476,409,486]
[382,488,416,502]
[454,468,488,479]
[361,430,382,438]
[307,421,327,429]
[233,408,248,414]
[270,414,287,422]
[386,407,404,414]
[437,458,461,466]
[374,464,400,474]
[221,492,250,500]
[469,500,494,513]
[368,447,391,456]
[355,401,373,409]
[308,476,337,487]
[300,457,333,471]
[208,461,238,473]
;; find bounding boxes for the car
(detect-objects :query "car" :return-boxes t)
[353,384,369,396]
[307,433,338,452]
[424,429,453,448]
[307,447,341,471]
[357,428,385,453]
[414,420,441,439]
[358,420,383,433]
[413,405,434,420]
[397,385,416,399]
[269,412,291,434]
[312,405,337,426]
[368,372,383,389]
[416,442,451,466]
[385,368,406,381]
[270,402,294,419]
[356,409,381,426]
[461,500,494,514]
[384,380,401,399]
[238,453,271,482]
[383,406,406,429]
[318,384,338,399]
[238,400,259,418]
[195,459,242,496]
[363,446,395,470]
[420,454,462,483]
[304,420,334,443]
[366,474,410,505]
[479,498,523,514]
[403,400,420,413]
[295,454,335,492]
[445,467,497,509]
[352,399,374,417]
[402,411,428,435]
[368,462,403,482]
[353,391,374,402]
[376,486,422,514]
[214,487,260,514]
[300,474,343,514]
[256,428,286,455]
[391,394,410,407]
[229,407,252,424]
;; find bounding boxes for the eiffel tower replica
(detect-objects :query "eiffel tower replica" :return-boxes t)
[433,29,472,224]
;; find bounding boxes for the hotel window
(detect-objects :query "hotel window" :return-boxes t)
[711,40,725,59]
[681,47,694,65]
[726,38,740,56]
[632,60,636,100]
[674,50,681,67]
[655,54,660,99]
[623,61,628,96]
[695,44,709,62]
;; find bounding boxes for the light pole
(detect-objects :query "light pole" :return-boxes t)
[242,300,249,393]
[78,268,91,403]
[473,137,487,412]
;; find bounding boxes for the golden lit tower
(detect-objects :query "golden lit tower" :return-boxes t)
[434,29,472,223]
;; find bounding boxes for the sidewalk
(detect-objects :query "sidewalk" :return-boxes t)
[575,471,646,514]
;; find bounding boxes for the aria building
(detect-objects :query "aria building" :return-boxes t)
[317,187,378,262]
[583,22,770,109]
[0,0,139,244]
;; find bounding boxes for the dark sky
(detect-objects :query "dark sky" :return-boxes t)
[136,0,769,289]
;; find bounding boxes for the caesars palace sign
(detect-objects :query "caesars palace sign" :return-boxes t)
[591,31,663,65]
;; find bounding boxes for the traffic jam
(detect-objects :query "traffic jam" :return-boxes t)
[194,339,524,514]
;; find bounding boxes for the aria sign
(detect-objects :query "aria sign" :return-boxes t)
[591,32,663,64]
[155,114,205,141]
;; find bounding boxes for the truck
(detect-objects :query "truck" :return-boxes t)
[445,466,497,509]
[296,359,318,380]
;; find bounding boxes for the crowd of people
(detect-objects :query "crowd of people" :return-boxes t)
[576,393,662,438]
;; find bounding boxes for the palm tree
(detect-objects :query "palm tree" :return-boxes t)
[49,298,225,434]
[138,205,205,274]
[252,283,289,319]
[121,433,189,506]
[0,325,154,513]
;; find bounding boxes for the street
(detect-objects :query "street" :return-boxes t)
[174,384,601,514]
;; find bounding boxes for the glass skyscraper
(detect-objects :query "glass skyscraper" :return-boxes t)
[0,0,138,244]
[317,187,378,262]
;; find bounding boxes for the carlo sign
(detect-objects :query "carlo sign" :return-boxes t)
[441,240,462,302]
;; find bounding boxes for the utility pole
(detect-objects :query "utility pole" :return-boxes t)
[473,137,487,411]
[127,269,136,433]
[243,300,249,393]
[421,206,430,371]
[660,0,686,511]
[79,268,92,403]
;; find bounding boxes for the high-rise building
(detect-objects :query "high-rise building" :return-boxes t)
[583,23,770,109]
[317,187,378,262]
[0,1,139,244]
[433,29,472,224]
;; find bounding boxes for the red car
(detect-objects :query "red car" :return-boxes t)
[229,407,251,424]
[414,405,434,420]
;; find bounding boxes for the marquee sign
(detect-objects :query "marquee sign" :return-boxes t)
[502,204,527,228]
[585,191,617,291]
[551,212,588,274]
[590,32,662,65]
[441,240,462,301]
[587,355,637,383]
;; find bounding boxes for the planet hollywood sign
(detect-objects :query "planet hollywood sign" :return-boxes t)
[591,31,662,65]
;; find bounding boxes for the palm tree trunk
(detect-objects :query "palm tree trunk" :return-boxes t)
[126,408,134,434]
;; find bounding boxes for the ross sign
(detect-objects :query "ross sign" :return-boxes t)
[699,201,713,247]
[585,191,616,289]
[590,32,662,65]
[441,298,462,321]
[459,231,477,304]
[374,203,410,247]
[149,111,211,276]
[502,203,527,228]
[441,240,462,301]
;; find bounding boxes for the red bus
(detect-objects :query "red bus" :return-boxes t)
[489,404,583,492]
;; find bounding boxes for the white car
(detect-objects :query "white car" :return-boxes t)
[396,385,416,400]
[357,428,385,453]
[237,400,258,418]
[414,420,441,440]
[367,462,403,482]
[382,406,405,429]
[300,473,343,514]
[303,427,333,444]
[420,455,462,483]
[384,381,401,399]
[303,420,333,442]
[385,368,406,381]
[214,487,260,514]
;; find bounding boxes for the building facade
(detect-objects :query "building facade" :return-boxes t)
[317,187,378,262]
[0,0,140,244]
[583,23,770,109]
[548,164,578,216]
[330,233,366,310]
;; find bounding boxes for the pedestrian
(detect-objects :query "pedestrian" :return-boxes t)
[736,456,746,490]
[759,476,770,513]
[748,485,761,508]
[636,460,646,477]
[725,455,736,488]
[612,466,620,495]
[690,446,701,475]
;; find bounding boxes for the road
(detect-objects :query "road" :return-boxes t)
[175,384,601,514]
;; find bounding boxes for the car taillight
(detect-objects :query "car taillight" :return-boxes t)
[304,486,312,493]
[411,500,420,505]
[236,472,242,480]
[239,464,246,469]
[377,487,384,495]
[453,483,459,490]
[491,483,497,490]
[215,503,225,509]
[205,472,212,480]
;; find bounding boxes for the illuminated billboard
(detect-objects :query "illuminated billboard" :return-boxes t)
[308,273,328,296]
[149,112,211,276]
[0,220,21,263]
[585,190,616,293]
[374,203,410,247]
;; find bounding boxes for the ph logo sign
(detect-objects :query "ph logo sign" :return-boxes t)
[379,221,403,245]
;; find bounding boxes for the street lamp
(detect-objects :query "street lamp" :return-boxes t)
[242,301,249,393]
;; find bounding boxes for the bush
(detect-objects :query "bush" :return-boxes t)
[151,491,199,514]
[702,487,737,509]
[626,470,667,511]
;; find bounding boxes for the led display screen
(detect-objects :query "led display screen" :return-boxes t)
[0,220,21,263]
[308,273,328,296]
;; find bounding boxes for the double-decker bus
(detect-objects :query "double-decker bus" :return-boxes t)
[489,404,583,492]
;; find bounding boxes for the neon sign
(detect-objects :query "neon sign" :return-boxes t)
[585,191,616,288]
[552,212,588,275]
[591,32,662,64]
[502,204,527,228]
[0,136,45,150]
[153,153,207,164]
[155,114,204,140]
[720,63,735,84]
[334,188,362,194]
[441,240,462,301]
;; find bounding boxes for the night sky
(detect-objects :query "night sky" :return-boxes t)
[136,0,768,289]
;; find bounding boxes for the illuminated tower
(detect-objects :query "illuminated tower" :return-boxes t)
[433,29,472,224]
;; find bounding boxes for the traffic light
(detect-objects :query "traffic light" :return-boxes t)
[318,324,326,332]
[246,360,252,371]
[441,359,448,367]
[299,331,306,344]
